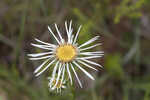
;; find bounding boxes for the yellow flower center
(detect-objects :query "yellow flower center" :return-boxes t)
[56,44,77,62]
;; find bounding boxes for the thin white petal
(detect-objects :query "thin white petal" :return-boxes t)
[79,52,104,56]
[31,43,54,50]
[35,59,56,77]
[69,20,72,34]
[61,64,65,84]
[81,59,103,68]
[34,38,56,47]
[31,43,52,48]
[62,39,65,44]
[68,28,73,43]
[76,56,102,60]
[80,51,104,54]
[49,61,60,85]
[73,61,95,80]
[66,63,73,85]
[52,64,63,89]
[70,63,83,88]
[55,23,63,43]
[77,60,98,71]
[34,58,51,73]
[73,25,82,44]
[27,52,53,57]
[50,61,62,84]
[29,55,54,60]
[68,20,73,43]
[52,61,60,78]
[48,26,60,44]
[79,43,102,51]
[70,34,74,44]
[78,36,99,48]
[65,21,69,38]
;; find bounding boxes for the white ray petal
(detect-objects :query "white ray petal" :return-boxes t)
[65,21,73,43]
[66,21,72,43]
[73,25,82,44]
[65,21,69,37]
[70,34,74,44]
[66,63,73,85]
[27,52,53,57]
[31,43,52,48]
[49,61,60,85]
[79,51,104,55]
[68,28,73,43]
[70,63,82,88]
[79,52,104,56]
[81,59,103,68]
[62,39,65,44]
[48,26,60,44]
[69,20,72,34]
[31,43,54,50]
[49,61,62,88]
[55,23,63,43]
[61,64,65,84]
[77,60,98,71]
[35,59,56,77]
[68,21,73,42]
[79,51,104,54]
[76,56,102,60]
[34,58,51,74]
[34,38,56,47]
[78,36,99,48]
[52,61,60,79]
[79,43,102,51]
[29,55,54,60]
[52,64,63,89]
[73,61,95,80]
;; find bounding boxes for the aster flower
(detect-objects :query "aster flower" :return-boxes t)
[28,21,104,88]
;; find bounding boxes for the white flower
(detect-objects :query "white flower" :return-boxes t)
[28,21,104,88]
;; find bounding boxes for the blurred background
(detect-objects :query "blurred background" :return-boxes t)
[0,0,150,100]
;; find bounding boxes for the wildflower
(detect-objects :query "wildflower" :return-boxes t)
[28,21,104,88]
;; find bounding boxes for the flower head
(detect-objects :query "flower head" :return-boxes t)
[28,21,103,89]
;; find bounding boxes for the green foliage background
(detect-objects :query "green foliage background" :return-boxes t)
[0,0,150,100]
